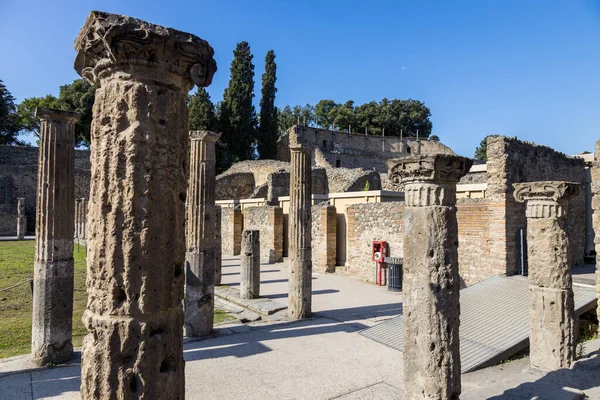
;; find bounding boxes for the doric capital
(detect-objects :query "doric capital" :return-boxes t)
[289,143,312,154]
[513,181,580,203]
[74,11,217,91]
[386,154,472,190]
[35,107,80,123]
[513,181,580,219]
[189,131,220,142]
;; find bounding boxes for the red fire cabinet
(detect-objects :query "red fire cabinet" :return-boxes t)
[372,241,387,286]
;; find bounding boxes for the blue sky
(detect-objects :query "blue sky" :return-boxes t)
[1,0,599,157]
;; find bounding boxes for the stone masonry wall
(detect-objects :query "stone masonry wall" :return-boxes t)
[312,204,336,273]
[0,204,18,235]
[591,139,600,328]
[0,145,91,233]
[221,207,242,256]
[346,202,404,283]
[243,206,284,264]
[486,136,586,277]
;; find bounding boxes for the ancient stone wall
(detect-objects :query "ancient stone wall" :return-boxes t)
[457,199,494,286]
[277,125,454,173]
[243,206,284,264]
[311,204,336,273]
[0,145,90,233]
[591,140,600,329]
[346,202,404,283]
[0,204,18,235]
[221,207,242,256]
[487,137,586,276]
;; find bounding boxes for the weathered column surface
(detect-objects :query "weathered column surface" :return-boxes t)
[185,130,220,337]
[288,144,313,320]
[31,107,79,366]
[240,229,260,299]
[215,205,222,285]
[74,11,216,399]
[17,197,26,239]
[514,181,579,371]
[387,154,471,400]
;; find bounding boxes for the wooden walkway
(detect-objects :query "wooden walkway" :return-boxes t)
[359,276,597,373]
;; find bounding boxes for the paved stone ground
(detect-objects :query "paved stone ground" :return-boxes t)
[0,256,598,399]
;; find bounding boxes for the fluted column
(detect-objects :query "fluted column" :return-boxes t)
[513,181,579,371]
[387,154,471,400]
[74,11,216,399]
[31,107,79,366]
[17,197,26,239]
[288,144,312,320]
[215,205,222,285]
[240,229,260,299]
[184,130,220,337]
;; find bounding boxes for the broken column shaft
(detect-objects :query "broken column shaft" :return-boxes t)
[185,130,220,337]
[17,197,26,239]
[240,229,260,299]
[31,107,79,366]
[514,181,579,370]
[74,11,216,399]
[387,154,471,400]
[215,205,223,285]
[288,144,313,320]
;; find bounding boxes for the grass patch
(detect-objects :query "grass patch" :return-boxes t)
[214,308,237,325]
[0,241,87,359]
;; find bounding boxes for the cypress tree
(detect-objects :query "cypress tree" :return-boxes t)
[219,41,257,167]
[189,87,217,131]
[257,50,278,159]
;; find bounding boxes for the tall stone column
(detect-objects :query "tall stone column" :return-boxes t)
[185,130,220,337]
[387,154,471,400]
[240,229,260,299]
[215,205,223,285]
[74,199,82,240]
[74,11,216,399]
[17,197,26,239]
[513,181,579,370]
[31,107,79,366]
[288,144,313,320]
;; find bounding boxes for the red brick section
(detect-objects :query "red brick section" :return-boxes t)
[312,205,336,273]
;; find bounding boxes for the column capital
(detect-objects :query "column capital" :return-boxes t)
[387,154,472,189]
[289,143,312,154]
[74,11,217,91]
[189,130,221,142]
[35,107,80,124]
[513,181,580,218]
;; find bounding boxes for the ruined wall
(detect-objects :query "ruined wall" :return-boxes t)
[486,136,586,277]
[592,140,600,330]
[346,202,404,283]
[278,125,454,173]
[0,146,91,233]
[267,168,328,204]
[0,204,18,235]
[221,207,242,256]
[312,204,336,273]
[243,206,284,264]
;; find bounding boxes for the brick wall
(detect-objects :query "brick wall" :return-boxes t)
[243,206,284,264]
[311,204,336,272]
[346,202,404,283]
[221,207,242,256]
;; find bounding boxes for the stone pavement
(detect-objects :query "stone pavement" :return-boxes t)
[1,256,599,399]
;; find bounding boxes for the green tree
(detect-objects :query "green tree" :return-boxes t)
[330,100,356,131]
[219,41,257,168]
[16,79,95,146]
[0,80,25,145]
[314,100,337,129]
[189,87,217,131]
[474,134,499,161]
[277,105,295,135]
[257,50,278,159]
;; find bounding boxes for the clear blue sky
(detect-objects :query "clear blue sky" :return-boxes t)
[1,0,599,157]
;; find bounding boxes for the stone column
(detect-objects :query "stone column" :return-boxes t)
[215,205,222,285]
[31,107,79,366]
[387,154,471,400]
[288,144,313,320]
[17,197,26,239]
[513,181,579,370]
[240,229,260,299]
[74,199,81,240]
[185,130,220,337]
[74,11,216,399]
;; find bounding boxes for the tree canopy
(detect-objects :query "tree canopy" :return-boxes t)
[188,87,217,131]
[277,98,433,138]
[257,50,278,159]
[218,41,257,167]
[0,80,24,145]
[17,79,95,146]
